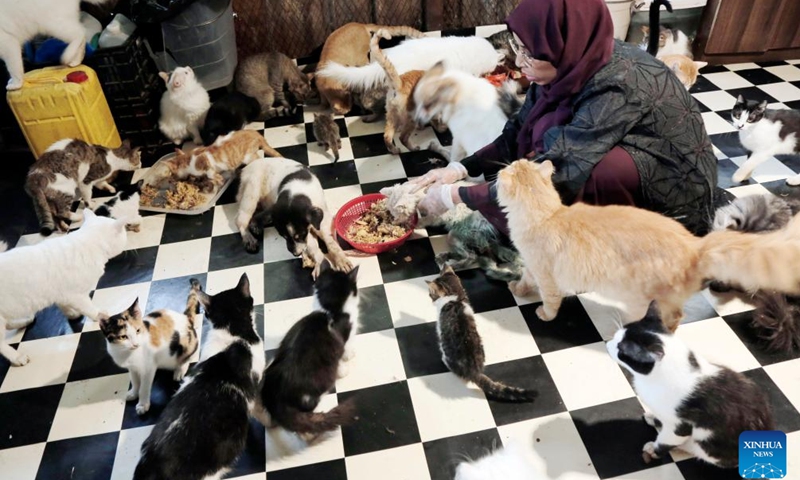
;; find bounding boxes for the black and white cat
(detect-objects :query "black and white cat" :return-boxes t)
[258,260,359,436]
[606,303,773,468]
[95,180,144,232]
[731,95,800,184]
[133,274,265,480]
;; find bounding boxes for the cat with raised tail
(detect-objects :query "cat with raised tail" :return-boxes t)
[497,159,800,332]
[158,66,211,145]
[427,264,537,402]
[607,302,773,467]
[730,95,800,184]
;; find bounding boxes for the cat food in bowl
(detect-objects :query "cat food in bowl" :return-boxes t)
[335,194,417,254]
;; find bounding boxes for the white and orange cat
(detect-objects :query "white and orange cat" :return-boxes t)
[152,130,282,190]
[497,159,800,332]
[100,280,202,416]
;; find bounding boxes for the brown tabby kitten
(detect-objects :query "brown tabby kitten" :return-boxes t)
[25,138,141,236]
[427,265,537,403]
[352,87,386,123]
[312,113,342,162]
[235,52,312,120]
[370,29,425,154]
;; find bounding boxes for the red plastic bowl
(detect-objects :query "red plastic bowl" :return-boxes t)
[335,193,418,254]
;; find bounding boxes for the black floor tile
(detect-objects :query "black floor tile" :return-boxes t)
[377,238,439,283]
[709,132,748,158]
[275,143,310,166]
[68,330,127,382]
[339,381,421,456]
[145,273,207,314]
[520,297,603,354]
[677,459,742,480]
[264,259,315,303]
[359,179,399,195]
[395,322,448,379]
[268,459,348,480]
[35,431,119,480]
[96,246,159,289]
[434,128,453,147]
[761,178,800,200]
[399,150,449,178]
[216,176,241,205]
[423,428,501,480]
[209,233,264,271]
[699,64,729,74]
[350,133,391,158]
[784,99,800,110]
[716,158,751,189]
[121,369,180,429]
[722,310,800,366]
[455,268,517,314]
[681,292,720,324]
[756,60,789,68]
[263,106,306,129]
[309,160,360,189]
[20,306,84,342]
[726,87,779,106]
[485,356,566,426]
[357,285,393,334]
[735,68,785,85]
[742,368,800,433]
[689,75,722,94]
[0,384,64,449]
[305,117,348,144]
[160,210,214,244]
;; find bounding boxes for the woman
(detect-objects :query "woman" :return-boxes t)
[414,0,717,236]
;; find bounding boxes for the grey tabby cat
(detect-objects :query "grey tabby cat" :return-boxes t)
[427,265,537,402]
[312,113,342,162]
[235,52,313,120]
[352,87,386,122]
[25,139,141,236]
[487,30,516,64]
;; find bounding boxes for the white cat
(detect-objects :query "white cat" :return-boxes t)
[316,35,501,92]
[0,0,110,90]
[0,209,127,366]
[455,443,537,480]
[158,66,211,145]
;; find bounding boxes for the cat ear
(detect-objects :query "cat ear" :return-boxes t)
[319,259,332,274]
[237,273,251,298]
[128,298,142,319]
[440,264,455,275]
[174,148,184,156]
[134,179,144,191]
[424,280,433,285]
[694,61,708,70]
[347,264,360,282]
[191,278,211,308]
[159,72,169,84]
[427,61,446,79]
[757,100,768,111]
[737,94,745,104]
[537,160,555,177]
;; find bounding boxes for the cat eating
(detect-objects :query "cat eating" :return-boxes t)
[235,51,312,120]
[607,302,773,467]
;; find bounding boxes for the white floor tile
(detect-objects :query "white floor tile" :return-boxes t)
[759,82,800,102]
[406,372,497,442]
[350,255,383,289]
[765,358,800,413]
[263,124,307,148]
[152,238,211,281]
[703,71,754,90]
[262,296,315,350]
[693,90,738,111]
[345,443,431,480]
[766,65,800,82]
[324,184,365,218]
[211,203,240,237]
[354,154,408,184]
[543,342,635,411]
[0,443,46,480]
[579,292,635,341]
[89,282,152,331]
[726,62,761,71]
[262,227,298,264]
[308,138,355,165]
[48,374,129,441]
[607,463,685,480]
[383,275,440,327]
[0,333,81,393]
[701,289,756,317]
[726,183,772,198]
[335,329,406,393]
[343,116,386,138]
[206,264,266,305]
[124,214,166,250]
[701,112,737,135]
[674,317,760,372]
[729,155,797,183]
[110,425,153,480]
[476,307,540,365]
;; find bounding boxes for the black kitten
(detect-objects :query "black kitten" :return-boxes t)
[201,92,261,146]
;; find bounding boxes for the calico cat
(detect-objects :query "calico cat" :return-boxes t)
[641,1,706,89]
[497,159,800,331]
[0,0,110,90]
[427,265,537,402]
[95,180,143,232]
[235,51,312,120]
[312,113,342,162]
[151,130,282,191]
[259,260,359,435]
[158,66,211,145]
[0,209,126,366]
[607,303,773,468]
[134,274,265,480]
[730,95,800,184]
[101,288,200,415]
[200,92,261,146]
[25,138,142,236]
[641,25,692,58]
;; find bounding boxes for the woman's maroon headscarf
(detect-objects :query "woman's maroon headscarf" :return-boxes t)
[507,0,615,154]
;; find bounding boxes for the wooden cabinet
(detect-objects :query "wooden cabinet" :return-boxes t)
[696,0,800,63]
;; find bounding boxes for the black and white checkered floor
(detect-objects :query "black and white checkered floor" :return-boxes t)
[2,42,800,479]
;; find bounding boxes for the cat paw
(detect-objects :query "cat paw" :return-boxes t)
[643,412,660,429]
[6,78,23,90]
[787,176,800,186]
[386,145,401,155]
[641,441,660,463]
[125,389,138,402]
[342,345,356,362]
[508,280,533,297]
[95,312,110,323]
[135,401,151,416]
[173,369,185,382]
[337,364,350,379]
[731,169,751,184]
[11,353,30,367]
[535,305,556,321]
[126,224,141,233]
[243,238,260,254]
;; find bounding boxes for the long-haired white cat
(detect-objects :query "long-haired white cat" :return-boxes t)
[316,35,500,92]
[0,0,110,90]
[158,66,211,145]
[0,209,127,366]
[455,443,536,480]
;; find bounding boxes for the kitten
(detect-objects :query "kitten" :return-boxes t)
[312,113,342,162]
[658,54,707,90]
[413,61,510,162]
[316,23,425,115]
[200,92,261,146]
[607,303,773,468]
[0,209,126,366]
[496,159,800,331]
[730,95,800,184]
[151,130,282,191]
[134,274,265,480]
[235,51,312,120]
[427,265,537,402]
[158,66,211,145]
[25,138,142,236]
[0,0,110,90]
[95,180,144,232]
[455,442,535,480]
[100,287,200,415]
[259,260,359,435]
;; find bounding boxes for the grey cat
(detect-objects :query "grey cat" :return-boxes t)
[313,113,342,162]
[235,52,313,120]
[712,193,800,233]
[352,87,386,123]
[25,139,142,236]
[426,265,537,403]
[487,30,516,64]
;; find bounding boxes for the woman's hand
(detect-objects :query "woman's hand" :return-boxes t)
[410,162,468,188]
[418,184,458,217]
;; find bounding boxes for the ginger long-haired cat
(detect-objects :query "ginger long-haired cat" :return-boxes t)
[497,160,800,331]
[370,29,425,154]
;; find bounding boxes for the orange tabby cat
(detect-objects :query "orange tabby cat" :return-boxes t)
[370,29,425,154]
[154,130,282,189]
[497,159,800,332]
[658,54,707,90]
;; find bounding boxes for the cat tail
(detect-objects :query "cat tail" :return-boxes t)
[474,373,537,403]
[365,24,426,39]
[751,291,800,353]
[699,219,800,294]
[316,62,387,91]
[257,135,283,158]
[647,0,673,56]
[370,30,402,91]
[274,399,357,434]
[27,187,56,236]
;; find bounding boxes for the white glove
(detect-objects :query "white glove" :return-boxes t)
[418,184,456,218]
[410,162,468,188]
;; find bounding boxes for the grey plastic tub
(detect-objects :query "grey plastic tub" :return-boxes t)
[161,0,237,90]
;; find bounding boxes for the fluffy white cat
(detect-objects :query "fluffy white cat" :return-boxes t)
[455,443,536,480]
[158,66,211,145]
[0,0,109,90]
[0,209,127,366]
